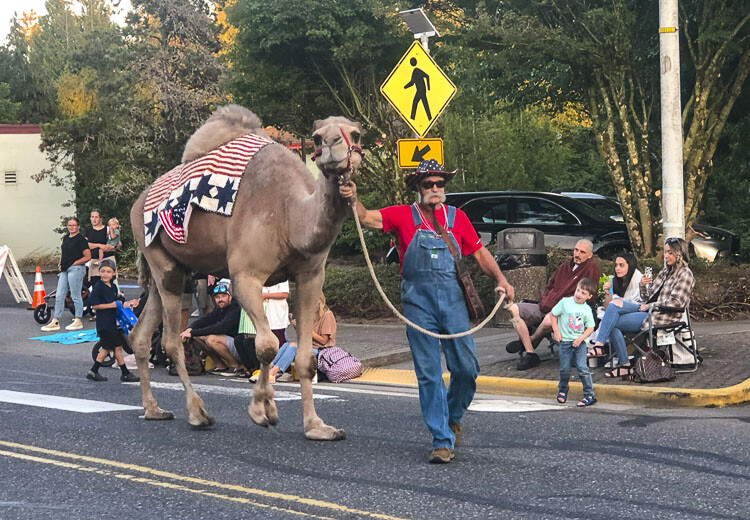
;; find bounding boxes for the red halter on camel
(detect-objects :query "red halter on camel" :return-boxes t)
[311,127,363,184]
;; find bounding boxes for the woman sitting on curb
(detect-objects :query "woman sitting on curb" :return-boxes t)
[589,238,694,379]
[251,295,336,383]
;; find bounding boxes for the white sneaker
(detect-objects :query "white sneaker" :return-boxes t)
[190,309,199,317]
[65,318,83,330]
[41,319,60,332]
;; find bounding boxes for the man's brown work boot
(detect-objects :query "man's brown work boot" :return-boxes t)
[449,423,462,447]
[429,447,455,464]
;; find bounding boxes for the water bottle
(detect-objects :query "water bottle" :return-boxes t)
[608,275,614,295]
[645,266,653,292]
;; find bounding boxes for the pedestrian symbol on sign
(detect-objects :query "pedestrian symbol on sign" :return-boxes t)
[380,41,457,137]
[405,58,431,121]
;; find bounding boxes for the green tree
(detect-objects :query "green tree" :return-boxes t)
[0,83,21,122]
[456,0,750,257]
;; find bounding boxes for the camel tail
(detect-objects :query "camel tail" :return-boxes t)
[137,250,151,290]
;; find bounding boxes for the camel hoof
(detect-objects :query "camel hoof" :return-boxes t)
[144,408,174,421]
[305,427,346,441]
[188,409,215,429]
[265,400,279,426]
[248,400,269,428]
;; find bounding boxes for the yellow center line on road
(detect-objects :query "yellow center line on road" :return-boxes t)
[0,440,410,520]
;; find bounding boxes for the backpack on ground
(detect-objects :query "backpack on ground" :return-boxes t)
[317,346,362,383]
[168,338,204,376]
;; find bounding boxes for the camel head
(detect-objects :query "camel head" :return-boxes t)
[311,117,363,182]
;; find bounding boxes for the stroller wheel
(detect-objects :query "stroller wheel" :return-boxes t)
[92,342,116,367]
[34,304,52,324]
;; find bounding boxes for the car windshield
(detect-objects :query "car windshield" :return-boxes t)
[559,197,614,222]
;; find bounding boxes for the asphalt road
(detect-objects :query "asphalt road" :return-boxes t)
[2,284,750,519]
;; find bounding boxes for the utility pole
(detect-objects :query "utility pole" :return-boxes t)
[659,0,685,241]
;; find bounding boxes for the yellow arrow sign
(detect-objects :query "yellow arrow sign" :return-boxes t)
[397,138,444,169]
[380,41,457,137]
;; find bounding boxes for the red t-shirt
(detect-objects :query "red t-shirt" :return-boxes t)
[380,204,482,269]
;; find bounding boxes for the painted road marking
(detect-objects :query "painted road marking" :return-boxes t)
[0,390,142,413]
[0,440,408,520]
[272,383,417,399]
[469,399,563,413]
[125,382,341,401]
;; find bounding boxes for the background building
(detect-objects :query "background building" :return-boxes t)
[0,124,71,260]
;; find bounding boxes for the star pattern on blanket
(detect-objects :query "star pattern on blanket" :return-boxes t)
[143,134,275,246]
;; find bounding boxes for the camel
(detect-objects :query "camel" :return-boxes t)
[128,104,363,440]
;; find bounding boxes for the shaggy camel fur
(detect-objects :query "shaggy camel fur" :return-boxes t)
[129,104,362,440]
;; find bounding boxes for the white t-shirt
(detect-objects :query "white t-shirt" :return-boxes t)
[262,282,290,330]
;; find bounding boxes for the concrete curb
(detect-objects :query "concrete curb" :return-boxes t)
[352,368,750,408]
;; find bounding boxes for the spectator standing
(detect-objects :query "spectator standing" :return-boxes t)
[86,258,139,382]
[262,281,291,347]
[551,278,597,407]
[41,217,91,331]
[339,159,514,464]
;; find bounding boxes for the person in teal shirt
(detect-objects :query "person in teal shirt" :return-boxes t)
[551,278,597,407]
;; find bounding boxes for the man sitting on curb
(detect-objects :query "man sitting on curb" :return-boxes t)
[506,239,601,370]
[179,282,244,376]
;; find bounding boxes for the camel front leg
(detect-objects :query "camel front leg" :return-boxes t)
[158,275,215,428]
[231,273,279,427]
[295,270,345,441]
[130,283,173,420]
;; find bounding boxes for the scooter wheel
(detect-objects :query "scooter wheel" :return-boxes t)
[34,304,52,324]
[92,342,116,367]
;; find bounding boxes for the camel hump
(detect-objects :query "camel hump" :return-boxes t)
[182,104,272,162]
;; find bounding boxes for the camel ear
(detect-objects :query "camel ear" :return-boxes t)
[312,119,324,131]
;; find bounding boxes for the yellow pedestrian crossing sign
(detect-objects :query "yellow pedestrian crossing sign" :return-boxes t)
[397,138,444,169]
[380,40,457,137]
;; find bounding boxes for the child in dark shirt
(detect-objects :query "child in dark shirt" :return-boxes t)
[86,258,139,382]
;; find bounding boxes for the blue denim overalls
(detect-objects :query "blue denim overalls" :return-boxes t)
[401,204,480,449]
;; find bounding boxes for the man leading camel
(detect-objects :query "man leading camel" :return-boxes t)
[339,159,514,464]
[506,239,601,371]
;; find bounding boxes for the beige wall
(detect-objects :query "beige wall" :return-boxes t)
[0,129,72,260]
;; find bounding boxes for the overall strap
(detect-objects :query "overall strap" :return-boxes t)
[446,205,456,229]
[409,204,422,227]
[424,209,460,260]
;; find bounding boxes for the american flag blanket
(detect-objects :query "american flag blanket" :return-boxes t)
[143,133,275,246]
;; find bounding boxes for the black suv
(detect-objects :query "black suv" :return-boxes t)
[444,191,630,258]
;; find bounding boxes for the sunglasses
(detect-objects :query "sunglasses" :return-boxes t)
[665,237,680,245]
[421,180,446,190]
[212,284,229,295]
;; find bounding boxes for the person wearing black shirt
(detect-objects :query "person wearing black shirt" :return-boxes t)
[86,259,139,382]
[41,217,91,332]
[179,283,244,376]
[85,209,118,292]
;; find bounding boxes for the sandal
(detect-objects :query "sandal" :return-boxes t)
[604,366,632,380]
[587,346,607,358]
[577,395,597,407]
[556,392,567,404]
[206,367,227,375]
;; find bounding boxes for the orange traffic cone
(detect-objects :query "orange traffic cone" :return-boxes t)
[32,265,46,308]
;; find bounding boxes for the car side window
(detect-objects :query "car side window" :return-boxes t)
[461,198,508,224]
[515,198,578,225]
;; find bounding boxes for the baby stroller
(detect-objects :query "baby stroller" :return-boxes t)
[34,280,93,324]
[91,301,137,367]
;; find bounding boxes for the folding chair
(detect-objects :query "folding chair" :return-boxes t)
[624,303,701,374]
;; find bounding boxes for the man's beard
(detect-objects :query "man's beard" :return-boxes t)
[418,192,446,206]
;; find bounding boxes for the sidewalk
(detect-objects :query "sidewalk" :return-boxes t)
[338,318,750,406]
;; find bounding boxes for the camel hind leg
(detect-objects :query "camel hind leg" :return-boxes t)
[295,269,345,441]
[129,282,173,420]
[231,273,279,427]
[145,244,215,428]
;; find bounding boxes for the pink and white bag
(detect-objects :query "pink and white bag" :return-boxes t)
[317,346,363,383]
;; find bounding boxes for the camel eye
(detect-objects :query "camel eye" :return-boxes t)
[350,131,360,143]
[313,135,322,147]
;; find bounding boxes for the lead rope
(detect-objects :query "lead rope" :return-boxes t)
[347,197,507,339]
